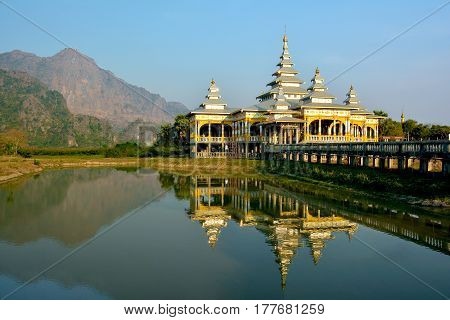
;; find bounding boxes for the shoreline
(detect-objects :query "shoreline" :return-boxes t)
[0,156,139,185]
[1,156,449,212]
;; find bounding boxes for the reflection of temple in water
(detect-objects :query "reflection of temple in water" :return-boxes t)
[188,176,357,288]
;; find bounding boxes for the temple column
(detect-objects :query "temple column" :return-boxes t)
[221,123,224,154]
[194,120,198,156]
[208,122,211,154]
[333,119,336,136]
[318,119,322,136]
[278,127,282,145]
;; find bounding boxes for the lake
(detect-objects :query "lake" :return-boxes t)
[0,167,449,299]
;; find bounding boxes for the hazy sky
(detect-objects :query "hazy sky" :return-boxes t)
[1,0,449,124]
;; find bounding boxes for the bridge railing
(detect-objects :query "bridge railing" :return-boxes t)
[266,140,449,157]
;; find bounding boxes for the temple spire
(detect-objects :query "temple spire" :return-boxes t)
[256,34,306,102]
[200,78,227,109]
[283,33,288,53]
[344,84,359,105]
[307,67,327,93]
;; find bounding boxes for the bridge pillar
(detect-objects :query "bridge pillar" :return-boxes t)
[378,157,385,170]
[442,159,449,176]
[363,156,369,167]
[337,154,344,165]
[326,154,332,164]
[386,157,392,169]
[397,156,405,171]
[419,158,428,174]
[348,155,355,166]
[306,153,312,163]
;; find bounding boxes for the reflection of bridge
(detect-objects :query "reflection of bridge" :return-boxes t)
[338,211,450,254]
[265,140,450,175]
[186,175,450,288]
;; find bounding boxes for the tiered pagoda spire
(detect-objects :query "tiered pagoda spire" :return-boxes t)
[302,67,336,104]
[200,79,227,110]
[344,85,372,114]
[343,85,359,105]
[256,34,306,103]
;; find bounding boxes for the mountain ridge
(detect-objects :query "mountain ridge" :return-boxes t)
[0,48,188,128]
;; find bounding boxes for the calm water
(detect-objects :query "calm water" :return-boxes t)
[0,168,449,299]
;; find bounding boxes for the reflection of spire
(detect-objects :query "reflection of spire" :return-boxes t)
[347,224,357,240]
[264,223,301,289]
[201,218,228,248]
[308,232,331,264]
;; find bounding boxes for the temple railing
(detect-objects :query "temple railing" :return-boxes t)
[249,136,263,142]
[196,152,231,158]
[195,137,232,143]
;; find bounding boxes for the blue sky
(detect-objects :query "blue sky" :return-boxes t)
[1,0,449,124]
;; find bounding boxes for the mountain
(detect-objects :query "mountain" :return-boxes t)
[0,69,114,147]
[0,49,189,128]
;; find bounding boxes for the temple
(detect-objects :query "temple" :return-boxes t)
[188,34,383,158]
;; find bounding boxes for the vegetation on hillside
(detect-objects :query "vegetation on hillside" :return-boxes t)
[0,69,115,149]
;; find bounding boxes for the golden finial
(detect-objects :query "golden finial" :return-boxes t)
[401,111,405,124]
[315,67,320,75]
[211,78,215,85]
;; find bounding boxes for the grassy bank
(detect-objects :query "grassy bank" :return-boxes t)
[0,155,138,184]
[1,156,449,210]
[143,157,450,209]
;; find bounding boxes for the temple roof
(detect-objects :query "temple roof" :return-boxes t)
[188,107,235,115]
[257,85,307,100]
[272,66,299,76]
[268,76,303,86]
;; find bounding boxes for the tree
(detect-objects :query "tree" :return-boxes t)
[402,119,418,140]
[156,123,172,146]
[373,110,388,117]
[379,118,403,137]
[429,125,450,140]
[173,114,190,146]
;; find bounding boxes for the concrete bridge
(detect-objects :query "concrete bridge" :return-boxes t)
[263,140,450,175]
